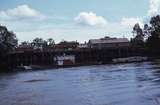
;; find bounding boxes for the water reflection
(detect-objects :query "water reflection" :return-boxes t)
[0,62,160,105]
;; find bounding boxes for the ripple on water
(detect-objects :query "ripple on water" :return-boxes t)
[0,62,160,105]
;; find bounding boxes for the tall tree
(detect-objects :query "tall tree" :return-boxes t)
[146,15,160,50]
[0,25,18,71]
[0,26,17,52]
[131,23,144,48]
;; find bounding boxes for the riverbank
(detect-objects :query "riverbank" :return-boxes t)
[13,56,158,72]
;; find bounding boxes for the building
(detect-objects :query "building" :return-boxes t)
[55,41,79,51]
[88,36,130,49]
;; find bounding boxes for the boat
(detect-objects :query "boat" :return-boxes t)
[17,65,32,70]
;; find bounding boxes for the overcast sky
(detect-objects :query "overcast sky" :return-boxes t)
[0,0,159,43]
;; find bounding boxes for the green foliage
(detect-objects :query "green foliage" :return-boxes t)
[131,23,144,48]
[145,15,160,51]
[29,37,55,50]
[32,37,47,49]
[47,38,55,46]
[0,26,17,53]
[146,32,160,50]
[132,15,160,53]
[0,25,18,71]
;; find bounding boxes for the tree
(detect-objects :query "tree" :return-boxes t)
[32,38,47,50]
[0,25,18,71]
[145,15,160,50]
[47,38,55,46]
[20,41,30,47]
[0,26,17,53]
[131,23,144,48]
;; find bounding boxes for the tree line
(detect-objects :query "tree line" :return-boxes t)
[20,38,55,49]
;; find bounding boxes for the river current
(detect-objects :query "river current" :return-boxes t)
[0,62,160,105]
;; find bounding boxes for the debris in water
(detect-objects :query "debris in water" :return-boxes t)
[23,79,50,83]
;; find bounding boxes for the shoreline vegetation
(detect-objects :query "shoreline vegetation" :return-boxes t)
[1,15,160,72]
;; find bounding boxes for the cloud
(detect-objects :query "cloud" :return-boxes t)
[0,5,45,21]
[121,17,144,28]
[148,0,160,16]
[74,12,107,26]
[15,15,142,43]
[15,20,136,43]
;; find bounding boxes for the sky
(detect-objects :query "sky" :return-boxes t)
[0,0,159,43]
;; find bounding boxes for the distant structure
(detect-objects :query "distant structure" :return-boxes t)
[54,54,75,66]
[88,36,130,49]
[55,41,79,51]
[77,42,88,49]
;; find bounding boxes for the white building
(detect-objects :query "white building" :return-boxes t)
[54,54,75,66]
[88,37,130,49]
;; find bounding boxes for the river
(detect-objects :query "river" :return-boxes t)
[1,62,160,105]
